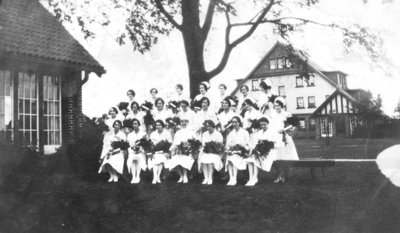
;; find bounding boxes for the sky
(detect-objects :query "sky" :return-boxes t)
[53,0,400,117]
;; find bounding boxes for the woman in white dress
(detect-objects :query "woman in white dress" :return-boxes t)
[99,120,127,182]
[259,79,277,117]
[127,118,148,184]
[105,107,123,131]
[149,88,159,104]
[167,117,196,183]
[199,120,224,185]
[247,117,280,186]
[149,120,173,184]
[242,97,263,135]
[195,97,218,135]
[127,101,146,131]
[192,81,211,112]
[225,116,250,186]
[270,97,299,183]
[127,89,136,106]
[217,97,238,136]
[152,97,173,123]
[237,85,251,113]
[177,100,196,130]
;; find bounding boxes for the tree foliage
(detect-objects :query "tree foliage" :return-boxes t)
[40,0,388,96]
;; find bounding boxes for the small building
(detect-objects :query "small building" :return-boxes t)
[0,0,105,154]
[310,88,369,138]
[231,42,348,138]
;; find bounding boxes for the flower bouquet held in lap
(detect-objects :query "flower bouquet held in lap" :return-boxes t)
[177,138,202,159]
[229,144,250,158]
[150,140,172,159]
[252,140,275,159]
[133,138,152,154]
[283,115,299,144]
[108,140,130,158]
[203,141,225,157]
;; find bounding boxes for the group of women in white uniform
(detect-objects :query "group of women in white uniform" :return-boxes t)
[99,80,298,186]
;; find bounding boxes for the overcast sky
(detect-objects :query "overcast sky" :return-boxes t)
[56,0,400,117]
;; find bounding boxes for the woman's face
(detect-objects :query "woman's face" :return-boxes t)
[156,122,163,131]
[222,100,229,110]
[219,86,225,95]
[132,120,140,130]
[274,103,282,113]
[181,119,188,128]
[127,92,134,101]
[151,90,157,98]
[109,109,117,117]
[206,124,214,133]
[260,121,268,131]
[176,86,182,94]
[231,118,240,130]
[181,103,188,111]
[131,104,138,112]
[156,101,163,111]
[201,100,209,110]
[240,87,248,96]
[113,121,121,131]
[245,102,253,110]
[199,85,206,95]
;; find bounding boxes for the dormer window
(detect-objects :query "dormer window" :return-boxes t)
[269,59,277,70]
[277,58,285,69]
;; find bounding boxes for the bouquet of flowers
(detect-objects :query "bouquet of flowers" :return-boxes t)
[229,144,250,158]
[133,137,152,153]
[177,141,191,155]
[167,100,180,114]
[191,99,202,112]
[152,140,172,153]
[166,117,181,129]
[246,119,260,134]
[203,141,225,156]
[118,102,130,117]
[285,116,299,128]
[95,114,109,132]
[188,138,202,158]
[253,140,275,159]
[140,101,155,128]
[108,140,130,158]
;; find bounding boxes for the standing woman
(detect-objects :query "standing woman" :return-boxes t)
[199,120,224,185]
[192,81,211,111]
[152,97,173,122]
[242,97,262,133]
[259,79,277,117]
[127,118,148,184]
[170,84,188,102]
[127,89,136,104]
[99,120,127,182]
[167,117,196,183]
[217,97,238,136]
[177,100,196,129]
[127,101,145,131]
[149,88,159,104]
[149,120,172,184]
[225,116,250,186]
[237,85,251,113]
[105,107,123,131]
[270,97,299,183]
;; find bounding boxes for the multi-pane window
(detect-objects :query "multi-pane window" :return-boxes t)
[18,72,38,146]
[296,97,304,109]
[296,76,303,87]
[43,75,61,146]
[306,76,315,86]
[251,79,259,91]
[309,118,316,130]
[0,70,13,143]
[308,96,316,108]
[320,117,333,137]
[298,118,306,129]
[277,58,285,69]
[269,59,277,70]
[278,86,285,96]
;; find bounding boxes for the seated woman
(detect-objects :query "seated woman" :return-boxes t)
[127,118,148,184]
[225,116,250,186]
[248,117,280,186]
[149,120,173,184]
[166,117,196,183]
[105,107,123,131]
[98,120,127,182]
[127,101,146,131]
[199,120,224,185]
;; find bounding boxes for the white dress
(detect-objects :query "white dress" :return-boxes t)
[217,110,239,131]
[177,109,196,129]
[98,130,127,174]
[249,128,281,172]
[195,109,218,131]
[126,111,146,131]
[105,116,123,131]
[225,128,250,171]
[165,128,196,171]
[198,130,224,172]
[148,130,172,170]
[126,130,148,171]
[270,110,299,160]
[152,108,174,123]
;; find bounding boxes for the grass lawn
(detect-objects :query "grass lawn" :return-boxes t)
[0,138,399,233]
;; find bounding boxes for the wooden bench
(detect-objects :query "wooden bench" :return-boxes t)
[272,159,336,179]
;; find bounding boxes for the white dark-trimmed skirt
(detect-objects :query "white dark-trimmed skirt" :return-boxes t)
[255,149,278,172]
[225,153,247,171]
[147,152,168,170]
[127,149,147,171]
[98,152,125,174]
[198,152,223,172]
[276,135,299,160]
[165,154,195,171]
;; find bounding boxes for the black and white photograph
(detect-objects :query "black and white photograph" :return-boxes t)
[1,0,400,232]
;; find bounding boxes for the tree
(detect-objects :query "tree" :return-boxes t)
[41,0,386,98]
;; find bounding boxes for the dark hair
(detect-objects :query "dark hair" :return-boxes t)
[176,84,183,91]
[200,97,210,107]
[230,116,243,127]
[204,119,215,128]
[259,81,271,91]
[199,83,208,91]
[155,119,165,128]
[150,88,158,94]
[127,89,135,97]
[180,100,189,106]
[155,97,165,106]
[109,107,118,115]
[275,100,284,108]
[131,118,141,127]
[221,98,231,108]
[240,85,249,92]
[112,120,122,128]
[219,84,227,90]
[258,117,269,124]
[244,99,259,110]
[130,101,140,110]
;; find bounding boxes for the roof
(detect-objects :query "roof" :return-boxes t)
[0,0,105,75]
[230,42,340,95]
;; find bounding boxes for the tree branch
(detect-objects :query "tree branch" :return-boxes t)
[154,0,182,31]
[201,0,216,39]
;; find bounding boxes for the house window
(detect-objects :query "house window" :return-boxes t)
[251,79,260,91]
[277,58,285,69]
[269,59,277,70]
[285,58,292,68]
[297,97,304,109]
[296,76,303,87]
[43,75,62,148]
[306,75,315,86]
[320,117,333,137]
[0,70,13,143]
[18,72,38,146]
[308,96,316,108]
[278,86,285,96]
[298,118,306,129]
[309,118,316,130]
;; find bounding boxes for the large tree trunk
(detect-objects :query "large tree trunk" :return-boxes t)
[181,0,210,99]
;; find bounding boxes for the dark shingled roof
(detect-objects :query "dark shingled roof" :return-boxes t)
[0,0,105,75]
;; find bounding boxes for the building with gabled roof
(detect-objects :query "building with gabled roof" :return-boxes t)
[0,0,105,154]
[231,42,348,138]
